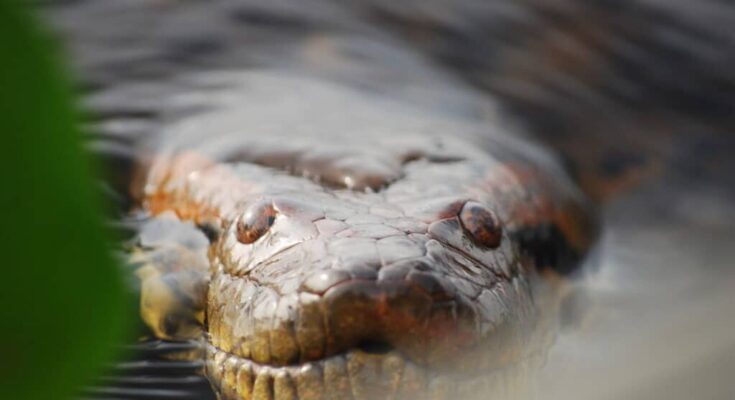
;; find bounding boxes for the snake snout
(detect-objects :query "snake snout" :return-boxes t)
[320,276,478,368]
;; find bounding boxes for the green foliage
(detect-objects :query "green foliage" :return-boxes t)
[0,3,128,399]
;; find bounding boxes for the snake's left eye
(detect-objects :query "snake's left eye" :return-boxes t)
[236,199,277,244]
[459,201,502,249]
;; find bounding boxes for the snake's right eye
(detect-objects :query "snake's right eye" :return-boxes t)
[236,200,277,244]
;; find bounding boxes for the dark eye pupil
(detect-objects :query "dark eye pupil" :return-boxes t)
[236,200,277,244]
[459,201,502,249]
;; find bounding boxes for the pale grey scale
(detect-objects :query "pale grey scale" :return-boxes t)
[273,199,326,223]
[376,236,426,266]
[246,243,330,288]
[301,269,352,295]
[343,214,388,225]
[326,237,381,270]
[368,204,404,219]
[390,195,467,223]
[476,289,513,337]
[313,219,349,237]
[447,276,483,300]
[376,260,417,282]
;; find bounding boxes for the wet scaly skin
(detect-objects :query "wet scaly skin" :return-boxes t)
[134,74,597,399]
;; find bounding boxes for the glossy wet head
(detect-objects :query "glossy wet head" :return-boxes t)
[139,142,592,399]
[192,159,558,399]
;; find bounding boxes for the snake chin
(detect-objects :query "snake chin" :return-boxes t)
[206,341,544,400]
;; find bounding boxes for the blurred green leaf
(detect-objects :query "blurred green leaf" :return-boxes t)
[0,3,128,400]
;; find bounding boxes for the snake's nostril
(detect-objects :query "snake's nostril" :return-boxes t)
[356,340,395,355]
[322,279,475,366]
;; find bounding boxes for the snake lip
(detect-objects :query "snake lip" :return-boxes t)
[205,333,542,400]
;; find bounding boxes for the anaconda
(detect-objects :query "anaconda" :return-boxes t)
[43,1,734,400]
[130,71,596,400]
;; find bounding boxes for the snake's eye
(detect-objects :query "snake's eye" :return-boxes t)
[459,201,502,249]
[236,200,277,244]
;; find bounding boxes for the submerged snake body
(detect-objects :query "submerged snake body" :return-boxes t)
[44,2,608,399]
[133,72,596,400]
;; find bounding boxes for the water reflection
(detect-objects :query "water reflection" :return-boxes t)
[539,174,735,400]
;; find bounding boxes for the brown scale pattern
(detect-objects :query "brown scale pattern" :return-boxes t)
[130,76,595,399]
